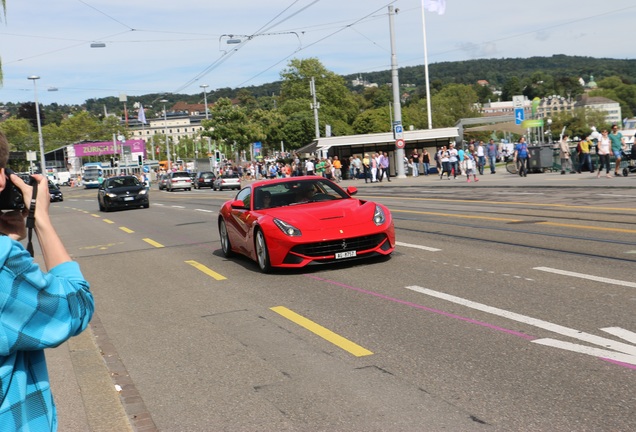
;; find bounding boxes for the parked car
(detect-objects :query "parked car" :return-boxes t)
[166,171,192,191]
[218,176,395,273]
[193,171,216,189]
[97,175,149,212]
[49,180,64,202]
[158,173,169,190]
[212,173,241,191]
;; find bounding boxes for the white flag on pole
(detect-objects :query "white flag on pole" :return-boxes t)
[423,0,446,15]
[138,104,147,124]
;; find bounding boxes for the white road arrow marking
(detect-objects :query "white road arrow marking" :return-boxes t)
[600,327,636,345]
[533,267,636,288]
[406,286,636,365]
[396,241,441,252]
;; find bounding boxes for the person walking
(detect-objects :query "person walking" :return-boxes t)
[559,134,574,174]
[448,143,459,179]
[486,139,498,174]
[577,135,594,173]
[0,131,95,431]
[411,150,420,177]
[514,137,529,177]
[362,154,371,183]
[465,151,479,183]
[476,141,486,175]
[421,149,431,176]
[596,128,613,178]
[439,146,451,179]
[609,124,625,176]
[332,156,342,182]
[378,152,391,182]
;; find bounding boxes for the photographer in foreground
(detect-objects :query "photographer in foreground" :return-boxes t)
[0,131,94,431]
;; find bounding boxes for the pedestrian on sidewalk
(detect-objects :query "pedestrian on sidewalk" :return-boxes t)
[0,131,95,431]
[596,128,612,178]
[560,134,574,174]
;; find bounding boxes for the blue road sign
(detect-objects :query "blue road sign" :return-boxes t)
[515,108,525,125]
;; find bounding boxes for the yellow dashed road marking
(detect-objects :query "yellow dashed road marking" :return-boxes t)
[185,260,227,281]
[143,238,164,248]
[270,306,373,357]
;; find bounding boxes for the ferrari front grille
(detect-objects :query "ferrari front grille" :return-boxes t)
[290,234,386,257]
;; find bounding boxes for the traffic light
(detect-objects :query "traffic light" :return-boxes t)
[215,150,221,162]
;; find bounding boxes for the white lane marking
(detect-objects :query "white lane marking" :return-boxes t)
[533,267,636,289]
[171,205,186,209]
[601,327,636,345]
[405,286,636,357]
[532,339,636,366]
[195,209,214,213]
[396,241,441,252]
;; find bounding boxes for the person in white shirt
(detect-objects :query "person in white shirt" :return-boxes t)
[304,159,315,176]
[476,141,486,175]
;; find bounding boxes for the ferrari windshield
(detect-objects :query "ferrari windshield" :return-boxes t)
[253,179,350,210]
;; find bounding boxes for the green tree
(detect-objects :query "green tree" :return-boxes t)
[279,58,360,147]
[0,117,35,151]
[501,77,522,101]
[430,84,480,127]
[202,98,264,159]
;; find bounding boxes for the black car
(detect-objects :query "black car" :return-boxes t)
[193,171,216,189]
[97,175,149,212]
[49,180,64,202]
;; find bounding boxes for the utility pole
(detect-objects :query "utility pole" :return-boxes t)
[389,6,406,178]
[310,77,320,139]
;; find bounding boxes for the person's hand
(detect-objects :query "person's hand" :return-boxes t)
[0,209,27,240]
[11,173,50,220]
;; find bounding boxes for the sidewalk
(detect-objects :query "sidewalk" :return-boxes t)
[339,168,636,189]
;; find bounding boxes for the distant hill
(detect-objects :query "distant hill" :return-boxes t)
[342,55,636,88]
[81,55,635,115]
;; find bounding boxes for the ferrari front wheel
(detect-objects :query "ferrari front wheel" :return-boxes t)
[219,219,233,257]
[255,230,271,273]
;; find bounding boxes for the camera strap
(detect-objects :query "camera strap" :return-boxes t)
[26,182,37,257]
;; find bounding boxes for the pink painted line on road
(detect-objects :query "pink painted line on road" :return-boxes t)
[304,274,535,341]
[601,358,636,370]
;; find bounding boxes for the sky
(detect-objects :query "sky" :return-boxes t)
[1,0,634,106]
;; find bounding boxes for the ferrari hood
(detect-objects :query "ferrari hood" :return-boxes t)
[265,199,378,230]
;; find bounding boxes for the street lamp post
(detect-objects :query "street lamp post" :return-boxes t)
[200,84,211,156]
[160,99,171,170]
[200,84,209,120]
[28,76,46,174]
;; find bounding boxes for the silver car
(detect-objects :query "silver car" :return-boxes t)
[212,173,241,191]
[166,171,192,191]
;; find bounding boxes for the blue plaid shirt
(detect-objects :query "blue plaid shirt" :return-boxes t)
[0,237,94,431]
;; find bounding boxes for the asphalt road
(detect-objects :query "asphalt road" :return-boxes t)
[45,172,636,431]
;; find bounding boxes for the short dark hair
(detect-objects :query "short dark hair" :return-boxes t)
[0,131,10,169]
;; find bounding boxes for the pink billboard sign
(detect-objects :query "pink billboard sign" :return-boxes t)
[74,140,146,157]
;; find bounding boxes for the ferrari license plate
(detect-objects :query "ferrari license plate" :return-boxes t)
[335,250,356,259]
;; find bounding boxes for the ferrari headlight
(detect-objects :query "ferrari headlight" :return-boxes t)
[373,204,386,226]
[273,218,302,236]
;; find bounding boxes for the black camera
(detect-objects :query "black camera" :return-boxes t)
[0,169,34,210]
